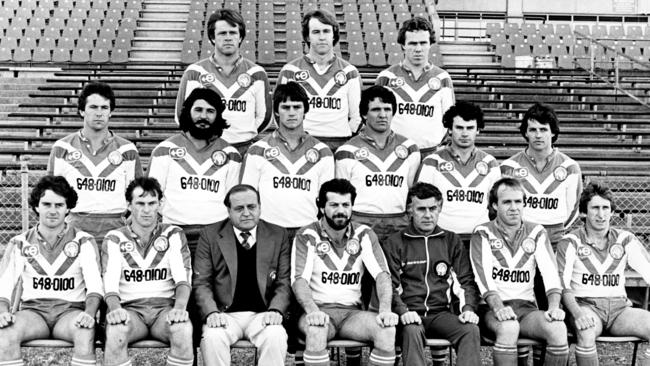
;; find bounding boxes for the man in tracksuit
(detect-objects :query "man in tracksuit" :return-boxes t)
[383,182,481,366]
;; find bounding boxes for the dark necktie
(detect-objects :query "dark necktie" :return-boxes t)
[240,231,252,250]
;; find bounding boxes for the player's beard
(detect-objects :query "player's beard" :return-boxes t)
[325,213,351,231]
[183,118,220,141]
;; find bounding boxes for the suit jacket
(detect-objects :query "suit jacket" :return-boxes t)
[192,219,291,321]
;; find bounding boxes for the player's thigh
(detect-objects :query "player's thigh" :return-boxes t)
[519,310,567,342]
[569,305,603,343]
[297,313,336,340]
[9,310,50,341]
[52,310,93,342]
[423,311,479,341]
[149,308,192,343]
[608,306,650,339]
[338,311,387,341]
[106,309,149,343]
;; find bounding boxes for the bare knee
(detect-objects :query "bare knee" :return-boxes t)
[169,322,193,342]
[305,325,328,351]
[372,326,396,352]
[543,322,567,346]
[576,327,597,347]
[201,326,230,346]
[0,327,21,356]
[72,327,96,354]
[494,320,520,345]
[105,323,130,350]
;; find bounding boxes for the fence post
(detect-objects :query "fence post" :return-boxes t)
[20,159,29,232]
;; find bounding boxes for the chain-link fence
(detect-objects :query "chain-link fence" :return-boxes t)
[0,164,31,258]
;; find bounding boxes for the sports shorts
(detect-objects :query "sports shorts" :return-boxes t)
[478,299,539,336]
[319,303,366,333]
[20,298,85,330]
[575,296,631,331]
[123,297,174,328]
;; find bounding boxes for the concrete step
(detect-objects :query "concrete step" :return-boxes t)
[142,2,190,12]
[140,11,189,20]
[136,28,186,38]
[439,43,492,53]
[129,48,182,61]
[137,20,187,29]
[132,39,184,49]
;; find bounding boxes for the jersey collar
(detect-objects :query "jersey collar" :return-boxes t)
[493,218,526,248]
[577,226,615,248]
[304,53,337,65]
[318,217,354,244]
[403,223,445,238]
[358,127,395,149]
[524,147,557,166]
[34,223,69,248]
[126,217,163,248]
[445,145,477,164]
[78,129,114,145]
[273,129,309,150]
[210,53,244,70]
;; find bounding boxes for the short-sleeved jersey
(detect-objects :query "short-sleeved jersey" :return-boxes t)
[470,220,562,303]
[101,223,192,303]
[557,227,650,298]
[240,131,334,228]
[501,149,582,243]
[47,131,142,214]
[0,225,103,308]
[376,63,455,150]
[175,56,271,143]
[147,133,241,225]
[277,55,362,137]
[335,131,420,215]
[291,220,389,306]
[417,147,500,234]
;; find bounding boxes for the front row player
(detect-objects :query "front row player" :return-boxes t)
[470,177,570,366]
[102,177,194,366]
[558,183,650,366]
[0,176,104,366]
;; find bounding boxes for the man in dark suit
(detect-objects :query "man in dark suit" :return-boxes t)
[192,184,291,366]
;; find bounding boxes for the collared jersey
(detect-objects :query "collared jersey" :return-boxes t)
[291,220,389,306]
[147,133,241,225]
[47,131,142,214]
[240,131,334,228]
[557,227,650,298]
[470,220,562,303]
[175,56,271,143]
[277,55,362,137]
[102,223,192,303]
[501,149,582,243]
[335,132,420,214]
[417,147,500,234]
[376,63,455,149]
[0,225,103,307]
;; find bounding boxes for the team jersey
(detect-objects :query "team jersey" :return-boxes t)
[470,220,562,303]
[0,225,103,308]
[417,147,500,234]
[47,131,142,214]
[101,222,192,303]
[277,55,362,137]
[240,130,334,228]
[376,62,455,150]
[335,130,420,215]
[175,56,271,143]
[501,149,582,243]
[557,227,650,298]
[147,133,241,225]
[291,220,389,306]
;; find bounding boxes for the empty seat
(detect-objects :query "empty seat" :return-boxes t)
[29,17,46,28]
[33,47,51,62]
[70,8,87,19]
[539,23,555,36]
[494,43,513,56]
[52,48,71,62]
[628,25,643,37]
[71,48,90,62]
[501,54,515,67]
[39,37,56,49]
[550,44,568,56]
[521,23,537,36]
[514,44,531,56]
[555,23,571,36]
[76,0,92,9]
[544,34,561,45]
[557,54,573,68]
[503,23,520,36]
[527,34,543,46]
[20,37,37,49]
[1,37,18,49]
[591,24,608,38]
[490,32,506,45]
[574,24,590,36]
[562,34,576,46]
[91,47,109,62]
[609,25,625,38]
[532,44,550,56]
[12,47,31,62]
[486,22,502,36]
[0,47,11,62]
[6,26,22,38]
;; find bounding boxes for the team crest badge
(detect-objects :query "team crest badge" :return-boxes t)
[305,148,320,163]
[439,161,454,172]
[428,77,442,90]
[63,241,80,258]
[513,167,529,179]
[119,241,135,253]
[435,261,448,276]
[22,244,39,257]
[264,147,280,160]
[345,239,360,256]
[269,271,276,281]
[108,151,123,165]
[211,150,228,166]
[334,71,348,86]
[153,237,169,252]
[354,147,370,161]
[394,145,409,159]
[316,241,331,255]
[609,244,625,260]
[577,245,592,257]
[237,73,252,88]
[553,166,568,182]
[294,70,310,81]
[521,238,537,254]
[475,161,489,176]
[65,150,82,162]
[199,73,216,84]
[388,77,405,88]
[169,147,187,160]
[490,239,503,250]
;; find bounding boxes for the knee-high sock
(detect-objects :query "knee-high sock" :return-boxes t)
[346,347,362,366]
[0,360,24,366]
[368,348,395,366]
[166,354,194,366]
[518,345,530,366]
[303,349,329,366]
[430,345,447,366]
[532,345,545,366]
[575,345,598,366]
[544,345,569,366]
[493,344,518,366]
[638,347,650,366]
[71,357,96,366]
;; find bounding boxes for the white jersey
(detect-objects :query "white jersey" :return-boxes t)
[47,131,142,214]
[557,227,650,298]
[335,131,420,215]
[101,223,192,303]
[417,147,500,234]
[277,55,362,137]
[376,62,455,150]
[147,133,241,225]
[240,131,334,228]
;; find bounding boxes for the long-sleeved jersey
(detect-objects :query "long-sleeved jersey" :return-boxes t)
[417,147,500,234]
[291,220,389,307]
[47,131,142,214]
[470,220,562,303]
[147,133,241,225]
[383,225,480,316]
[0,225,103,308]
[101,223,192,303]
[240,131,334,228]
[277,55,362,137]
[375,62,455,150]
[501,149,582,243]
[557,227,650,298]
[175,56,271,143]
[335,131,420,215]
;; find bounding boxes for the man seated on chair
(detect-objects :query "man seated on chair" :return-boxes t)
[558,182,650,366]
[383,182,481,366]
[291,178,398,366]
[470,177,569,366]
[192,184,291,366]
[0,175,103,366]
[101,177,194,366]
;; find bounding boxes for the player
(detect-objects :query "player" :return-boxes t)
[0,175,103,366]
[376,16,455,156]
[470,177,569,366]
[48,81,143,243]
[291,178,398,366]
[277,9,362,152]
[175,8,271,156]
[102,177,194,366]
[558,183,650,366]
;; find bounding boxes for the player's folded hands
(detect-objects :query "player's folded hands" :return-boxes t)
[206,312,229,328]
[399,311,422,325]
[0,312,14,328]
[167,309,189,324]
[377,311,398,327]
[106,308,130,325]
[459,311,479,324]
[305,310,329,326]
[75,311,95,328]
[495,306,517,321]
[544,308,565,322]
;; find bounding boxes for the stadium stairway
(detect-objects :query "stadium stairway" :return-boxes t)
[130,0,191,62]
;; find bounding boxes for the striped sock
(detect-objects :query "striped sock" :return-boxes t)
[70,357,96,366]
[493,343,518,366]
[166,354,194,366]
[368,348,395,366]
[430,345,447,365]
[0,359,24,366]
[108,360,132,366]
[518,345,530,366]
[294,349,305,365]
[532,345,544,366]
[346,347,361,366]
[575,345,598,366]
[545,344,570,366]
[303,349,329,366]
